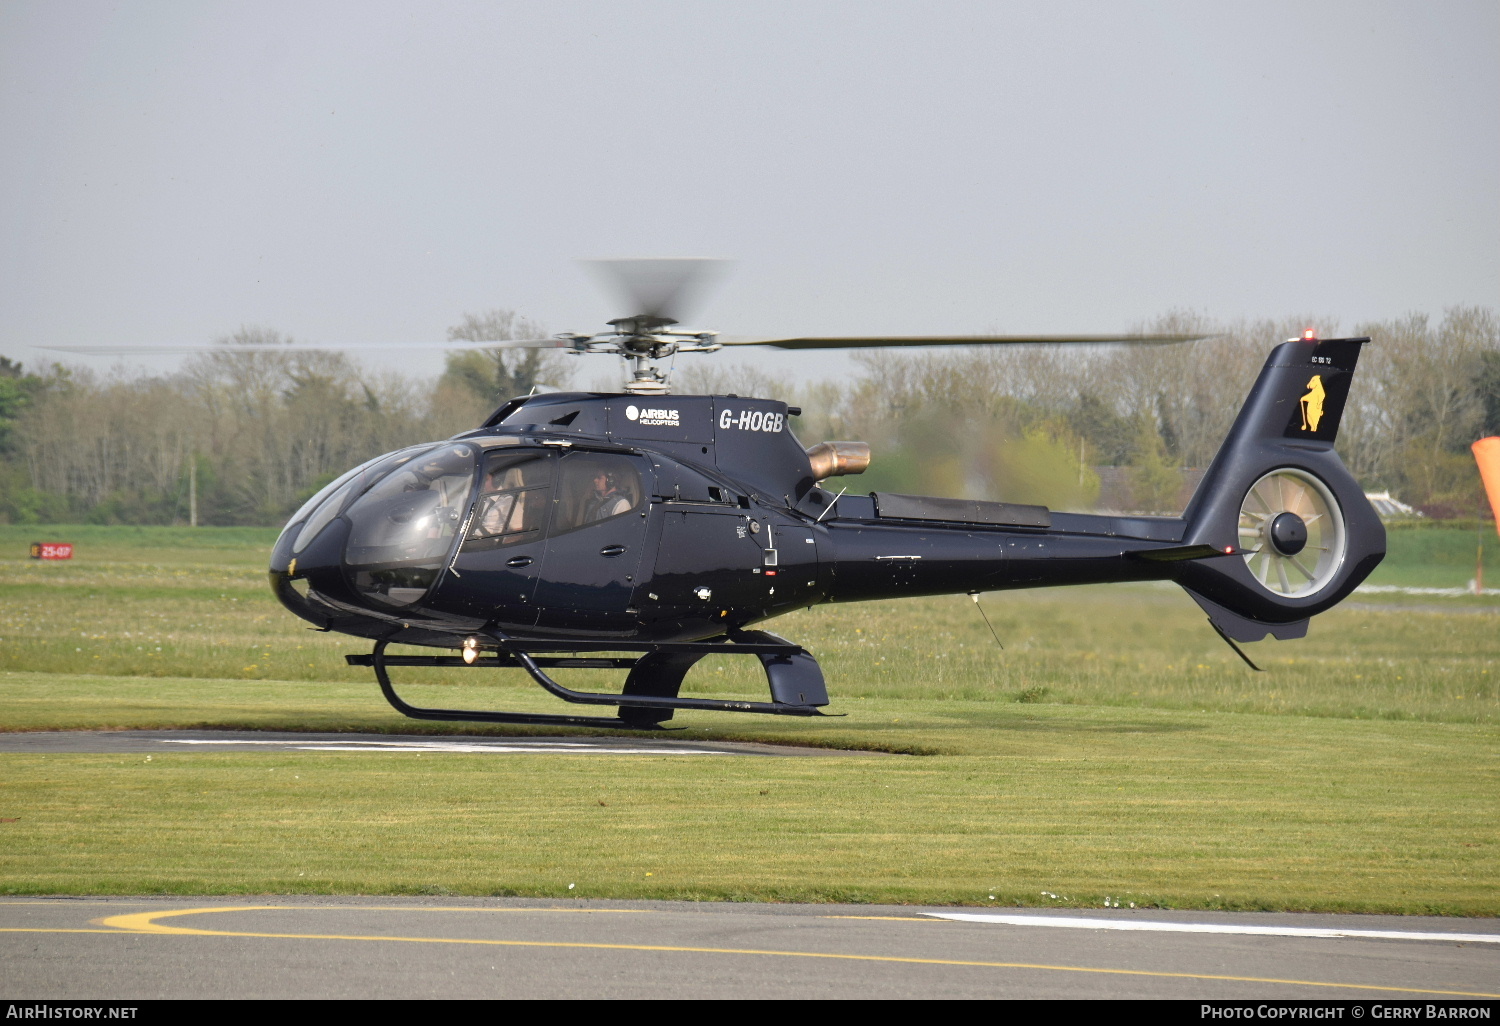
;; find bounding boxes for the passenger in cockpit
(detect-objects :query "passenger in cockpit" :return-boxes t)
[587,468,632,521]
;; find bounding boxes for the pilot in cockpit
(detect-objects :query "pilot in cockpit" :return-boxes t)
[478,463,526,537]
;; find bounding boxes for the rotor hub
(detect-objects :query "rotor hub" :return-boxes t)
[608,314,678,336]
[1268,512,1308,556]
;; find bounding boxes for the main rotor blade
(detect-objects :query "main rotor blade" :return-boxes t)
[719,333,1211,350]
[37,338,571,356]
[585,258,727,324]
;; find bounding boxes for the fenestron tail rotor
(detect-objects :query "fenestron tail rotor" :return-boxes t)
[1237,468,1348,598]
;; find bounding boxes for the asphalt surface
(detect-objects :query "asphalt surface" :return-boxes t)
[0,730,866,757]
[2,897,1496,1000]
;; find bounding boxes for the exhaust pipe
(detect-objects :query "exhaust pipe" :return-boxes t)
[806,441,871,481]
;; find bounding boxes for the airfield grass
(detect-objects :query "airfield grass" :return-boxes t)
[0,524,1496,911]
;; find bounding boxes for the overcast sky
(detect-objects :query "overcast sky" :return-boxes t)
[2,0,1496,387]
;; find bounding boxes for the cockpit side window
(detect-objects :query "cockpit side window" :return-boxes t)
[552,452,643,535]
[463,452,555,552]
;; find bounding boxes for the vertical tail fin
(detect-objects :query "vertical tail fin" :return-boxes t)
[1172,336,1386,641]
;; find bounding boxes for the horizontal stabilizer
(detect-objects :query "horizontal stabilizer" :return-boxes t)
[1131,544,1234,563]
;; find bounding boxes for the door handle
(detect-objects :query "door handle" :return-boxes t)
[505,556,534,568]
[600,544,627,557]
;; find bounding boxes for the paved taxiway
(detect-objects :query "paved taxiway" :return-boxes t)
[0,730,864,757]
[2,897,1496,999]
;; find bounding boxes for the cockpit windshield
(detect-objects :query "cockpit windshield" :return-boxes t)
[343,444,477,608]
[288,443,440,555]
[345,443,477,567]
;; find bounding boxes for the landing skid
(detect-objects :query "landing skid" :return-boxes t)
[347,631,833,729]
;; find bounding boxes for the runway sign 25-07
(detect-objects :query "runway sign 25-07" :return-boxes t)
[29,542,73,560]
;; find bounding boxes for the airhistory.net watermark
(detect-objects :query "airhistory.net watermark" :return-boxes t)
[5,1007,138,1020]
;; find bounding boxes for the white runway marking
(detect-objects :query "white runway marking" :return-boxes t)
[923,912,1500,945]
[1357,584,1489,597]
[158,739,728,755]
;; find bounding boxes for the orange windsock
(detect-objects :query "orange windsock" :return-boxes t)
[1474,437,1500,538]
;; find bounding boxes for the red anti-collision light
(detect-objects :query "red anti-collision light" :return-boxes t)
[1303,329,1317,340]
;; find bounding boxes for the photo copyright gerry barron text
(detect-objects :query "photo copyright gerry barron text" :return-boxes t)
[1201,1007,1492,1020]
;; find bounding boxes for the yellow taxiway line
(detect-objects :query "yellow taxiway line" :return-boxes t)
[1,906,1480,998]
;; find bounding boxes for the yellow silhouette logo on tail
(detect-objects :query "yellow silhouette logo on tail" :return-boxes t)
[1300,374,1326,432]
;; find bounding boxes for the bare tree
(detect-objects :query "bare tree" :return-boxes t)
[1346,307,1497,511]
[443,309,570,405]
[674,360,784,400]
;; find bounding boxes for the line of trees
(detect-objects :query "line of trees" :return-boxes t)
[0,307,1494,525]
[0,313,569,525]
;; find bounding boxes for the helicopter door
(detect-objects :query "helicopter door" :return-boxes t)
[532,451,650,634]
[440,451,557,629]
[648,509,768,614]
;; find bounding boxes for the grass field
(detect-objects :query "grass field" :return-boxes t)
[0,523,1496,911]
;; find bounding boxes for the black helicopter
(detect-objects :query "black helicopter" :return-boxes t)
[78,261,1390,729]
